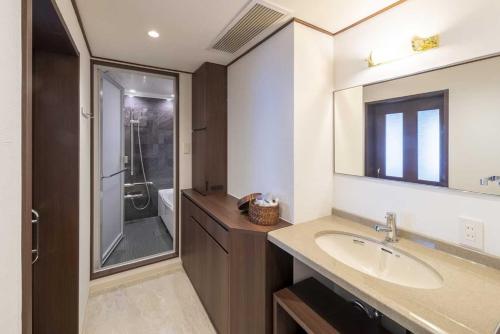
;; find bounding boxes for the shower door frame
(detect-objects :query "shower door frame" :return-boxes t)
[90,59,180,279]
[98,71,125,265]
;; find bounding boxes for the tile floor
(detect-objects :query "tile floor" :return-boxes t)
[104,216,174,267]
[84,268,216,334]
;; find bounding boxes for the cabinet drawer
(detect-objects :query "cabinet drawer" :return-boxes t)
[187,199,229,252]
[187,198,206,226]
[202,215,229,252]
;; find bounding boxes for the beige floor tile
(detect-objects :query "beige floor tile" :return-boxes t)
[84,268,216,334]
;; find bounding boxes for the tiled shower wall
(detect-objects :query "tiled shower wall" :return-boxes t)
[123,96,174,221]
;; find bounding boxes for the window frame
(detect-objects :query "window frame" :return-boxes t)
[365,90,449,187]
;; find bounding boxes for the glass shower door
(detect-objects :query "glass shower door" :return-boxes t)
[92,63,177,276]
[100,73,124,264]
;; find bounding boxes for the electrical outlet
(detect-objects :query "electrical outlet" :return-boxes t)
[459,217,484,250]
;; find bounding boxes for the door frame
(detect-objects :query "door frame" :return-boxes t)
[98,71,125,265]
[21,0,33,332]
[22,0,81,332]
[90,59,181,279]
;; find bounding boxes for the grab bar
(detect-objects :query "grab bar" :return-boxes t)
[124,193,144,200]
[101,168,128,179]
[124,181,153,188]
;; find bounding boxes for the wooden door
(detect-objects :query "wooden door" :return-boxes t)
[192,129,207,194]
[192,64,207,130]
[24,0,80,333]
[190,215,229,334]
[181,199,197,285]
[367,92,448,187]
[202,226,229,334]
[32,50,80,334]
[181,197,229,334]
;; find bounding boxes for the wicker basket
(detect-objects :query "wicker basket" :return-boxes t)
[248,200,279,226]
[237,193,262,212]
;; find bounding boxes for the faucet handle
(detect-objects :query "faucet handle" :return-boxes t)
[480,176,500,186]
[374,224,391,232]
[385,212,396,219]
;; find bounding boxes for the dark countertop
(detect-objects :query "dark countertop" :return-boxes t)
[182,189,291,234]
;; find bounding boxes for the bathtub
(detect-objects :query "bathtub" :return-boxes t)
[158,188,175,238]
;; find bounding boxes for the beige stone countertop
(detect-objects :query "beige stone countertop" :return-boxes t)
[268,215,500,334]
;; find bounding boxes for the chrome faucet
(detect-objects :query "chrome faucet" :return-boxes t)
[374,212,398,242]
[480,176,500,186]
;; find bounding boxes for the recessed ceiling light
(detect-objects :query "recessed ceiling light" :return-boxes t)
[128,89,136,93]
[148,30,160,38]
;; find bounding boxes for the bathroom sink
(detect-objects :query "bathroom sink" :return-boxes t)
[315,232,443,289]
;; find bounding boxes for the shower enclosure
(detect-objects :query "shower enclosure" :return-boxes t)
[92,63,178,275]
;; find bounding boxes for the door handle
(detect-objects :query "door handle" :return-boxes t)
[101,168,128,179]
[32,209,40,264]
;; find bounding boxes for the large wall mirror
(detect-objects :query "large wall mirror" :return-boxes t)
[334,55,500,196]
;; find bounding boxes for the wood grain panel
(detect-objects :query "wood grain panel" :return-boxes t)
[182,190,290,233]
[192,129,207,193]
[192,65,207,130]
[274,278,392,334]
[191,63,227,194]
[181,193,293,334]
[32,50,79,334]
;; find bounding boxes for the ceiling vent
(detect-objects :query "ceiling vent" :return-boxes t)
[212,1,289,53]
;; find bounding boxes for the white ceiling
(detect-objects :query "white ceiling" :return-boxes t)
[103,66,175,98]
[76,0,399,72]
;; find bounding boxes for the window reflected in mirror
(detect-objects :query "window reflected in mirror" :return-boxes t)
[365,91,448,187]
[334,55,500,196]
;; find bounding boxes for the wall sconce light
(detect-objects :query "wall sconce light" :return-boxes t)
[367,34,440,67]
[412,35,440,52]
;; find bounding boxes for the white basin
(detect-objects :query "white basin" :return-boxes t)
[315,232,443,289]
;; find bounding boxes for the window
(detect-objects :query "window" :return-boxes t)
[365,91,448,187]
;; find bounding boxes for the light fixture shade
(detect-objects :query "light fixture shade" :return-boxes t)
[367,34,440,67]
[148,30,160,38]
[366,45,410,67]
[412,35,440,52]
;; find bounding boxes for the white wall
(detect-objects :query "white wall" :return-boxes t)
[228,23,335,223]
[332,0,500,256]
[333,175,500,256]
[179,73,193,191]
[333,86,364,176]
[334,0,500,90]
[0,0,22,333]
[293,24,334,223]
[228,24,295,221]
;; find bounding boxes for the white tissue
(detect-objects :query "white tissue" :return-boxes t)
[254,193,279,207]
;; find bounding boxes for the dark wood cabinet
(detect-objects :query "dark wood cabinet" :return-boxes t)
[191,62,227,194]
[181,190,293,334]
[274,278,392,334]
[192,64,207,130]
[181,196,230,334]
[192,129,207,193]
